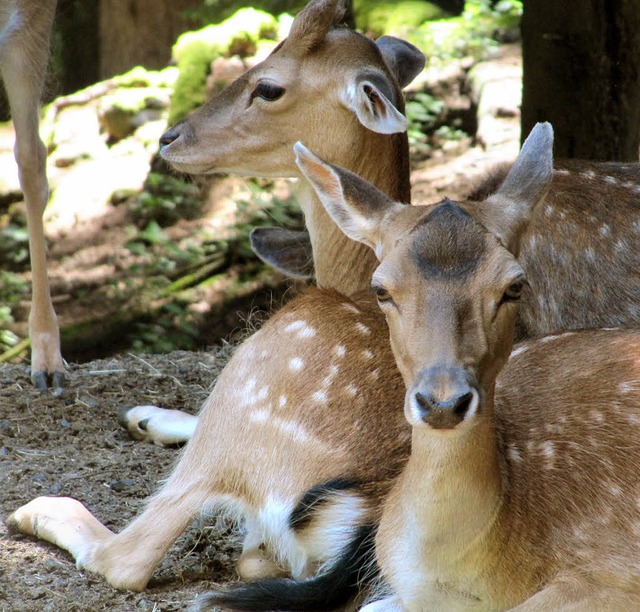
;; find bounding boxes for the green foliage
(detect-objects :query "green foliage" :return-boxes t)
[354,1,452,37]
[0,224,29,266]
[405,91,444,159]
[183,0,306,25]
[168,8,281,125]
[406,0,523,63]
[128,172,202,228]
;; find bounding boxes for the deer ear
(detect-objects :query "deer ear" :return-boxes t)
[294,141,401,252]
[341,77,408,134]
[287,0,346,52]
[480,122,555,255]
[250,227,314,280]
[375,36,426,89]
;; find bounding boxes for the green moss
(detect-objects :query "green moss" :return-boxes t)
[354,1,451,37]
[168,8,279,125]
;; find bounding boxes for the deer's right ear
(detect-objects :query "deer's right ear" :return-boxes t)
[294,142,401,252]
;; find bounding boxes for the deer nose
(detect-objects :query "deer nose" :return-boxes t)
[413,390,476,429]
[159,126,180,147]
[408,366,479,429]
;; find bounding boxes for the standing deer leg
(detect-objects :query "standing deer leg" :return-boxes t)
[0,1,64,392]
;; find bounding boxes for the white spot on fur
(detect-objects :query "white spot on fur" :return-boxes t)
[369,369,380,380]
[355,322,371,335]
[590,410,604,424]
[312,390,328,403]
[581,170,596,179]
[289,358,304,372]
[334,345,346,358]
[508,445,523,463]
[555,169,570,176]
[603,175,617,185]
[284,320,316,338]
[628,413,640,425]
[250,408,270,423]
[256,386,269,402]
[346,384,358,396]
[362,349,374,360]
[619,381,640,394]
[599,224,611,237]
[544,205,554,217]
[609,483,623,496]
[278,395,287,409]
[342,303,361,315]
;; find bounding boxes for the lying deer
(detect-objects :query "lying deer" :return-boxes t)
[0,0,64,392]
[286,123,640,610]
[125,20,640,448]
[8,1,422,608]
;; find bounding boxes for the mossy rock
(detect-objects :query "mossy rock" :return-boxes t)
[168,8,280,126]
[354,1,451,36]
[98,88,171,141]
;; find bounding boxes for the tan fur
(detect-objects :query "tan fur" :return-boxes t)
[0,0,63,390]
[299,124,640,610]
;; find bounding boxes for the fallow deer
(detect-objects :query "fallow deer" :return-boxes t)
[7,1,423,608]
[292,123,640,610]
[0,0,64,392]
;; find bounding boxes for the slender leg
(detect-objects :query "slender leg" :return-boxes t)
[0,0,64,392]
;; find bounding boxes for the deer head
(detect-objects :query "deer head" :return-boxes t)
[294,123,555,429]
[159,0,424,180]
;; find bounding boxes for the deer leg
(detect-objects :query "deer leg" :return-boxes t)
[118,405,198,446]
[7,461,213,591]
[0,11,64,393]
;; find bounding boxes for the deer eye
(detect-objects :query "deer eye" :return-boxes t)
[502,278,526,303]
[252,82,285,102]
[373,284,394,305]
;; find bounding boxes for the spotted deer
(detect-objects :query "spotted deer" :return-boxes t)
[291,123,640,610]
[0,0,64,392]
[7,1,421,608]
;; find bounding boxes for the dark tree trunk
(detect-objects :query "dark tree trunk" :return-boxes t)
[522,0,640,161]
[98,0,201,79]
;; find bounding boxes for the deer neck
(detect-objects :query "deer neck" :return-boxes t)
[401,395,504,571]
[299,132,411,296]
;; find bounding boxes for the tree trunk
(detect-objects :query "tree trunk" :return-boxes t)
[522,0,640,161]
[98,0,201,79]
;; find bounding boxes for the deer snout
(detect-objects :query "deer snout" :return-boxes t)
[159,126,180,147]
[407,366,480,429]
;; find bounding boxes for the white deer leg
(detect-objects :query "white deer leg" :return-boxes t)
[7,459,213,591]
[118,405,198,446]
[0,6,64,393]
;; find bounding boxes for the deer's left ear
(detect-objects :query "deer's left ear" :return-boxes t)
[341,75,408,134]
[294,142,402,253]
[480,122,555,255]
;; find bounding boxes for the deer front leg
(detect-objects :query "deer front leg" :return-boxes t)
[7,475,210,591]
[0,16,64,393]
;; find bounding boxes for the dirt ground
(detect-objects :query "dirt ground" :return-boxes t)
[0,350,245,612]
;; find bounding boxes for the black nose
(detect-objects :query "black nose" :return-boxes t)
[414,390,475,429]
[159,127,179,146]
